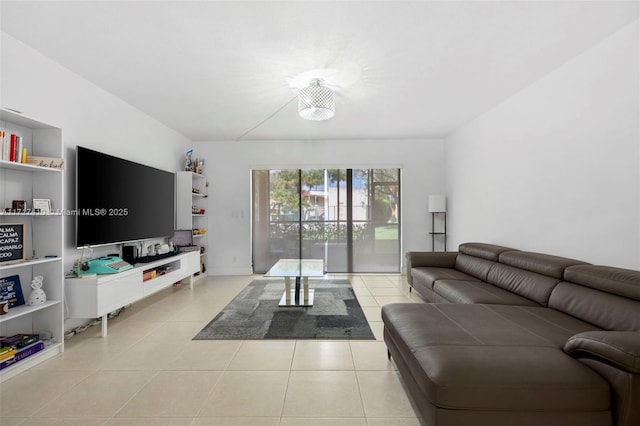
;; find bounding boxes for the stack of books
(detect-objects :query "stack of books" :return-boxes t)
[0,131,27,163]
[0,334,44,370]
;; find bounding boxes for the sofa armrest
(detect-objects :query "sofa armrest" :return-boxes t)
[564,331,640,374]
[405,251,458,285]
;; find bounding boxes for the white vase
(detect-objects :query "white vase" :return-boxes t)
[28,276,46,305]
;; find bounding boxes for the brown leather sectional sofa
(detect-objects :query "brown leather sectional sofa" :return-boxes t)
[382,242,640,426]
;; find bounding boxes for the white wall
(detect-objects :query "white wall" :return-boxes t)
[1,33,191,269]
[192,138,445,275]
[1,34,192,328]
[445,21,639,269]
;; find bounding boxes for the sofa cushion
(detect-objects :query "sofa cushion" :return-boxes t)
[499,251,589,279]
[382,303,609,411]
[454,253,497,281]
[411,267,478,290]
[459,242,518,261]
[486,263,560,306]
[433,280,538,306]
[412,345,610,411]
[564,265,640,301]
[549,282,640,331]
[382,303,599,357]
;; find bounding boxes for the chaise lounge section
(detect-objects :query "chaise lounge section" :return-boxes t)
[382,243,640,426]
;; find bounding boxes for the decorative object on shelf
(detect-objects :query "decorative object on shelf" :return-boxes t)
[194,158,204,175]
[184,151,205,174]
[0,223,25,263]
[0,275,25,308]
[428,195,447,252]
[25,156,64,169]
[11,200,26,212]
[185,149,193,171]
[0,301,8,315]
[32,199,52,214]
[298,78,335,121]
[27,276,46,306]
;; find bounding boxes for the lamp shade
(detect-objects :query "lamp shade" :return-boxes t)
[298,78,335,121]
[428,195,447,213]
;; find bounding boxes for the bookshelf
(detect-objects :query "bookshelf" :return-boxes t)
[0,108,64,382]
[176,171,207,281]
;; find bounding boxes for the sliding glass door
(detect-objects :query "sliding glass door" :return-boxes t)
[252,168,400,273]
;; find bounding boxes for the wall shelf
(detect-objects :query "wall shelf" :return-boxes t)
[0,159,62,173]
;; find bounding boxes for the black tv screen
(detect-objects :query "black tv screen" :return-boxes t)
[76,146,175,247]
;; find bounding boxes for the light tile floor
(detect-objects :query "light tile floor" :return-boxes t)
[0,274,426,425]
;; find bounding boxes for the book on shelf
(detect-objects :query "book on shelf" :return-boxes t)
[0,132,28,163]
[0,334,40,349]
[16,136,23,163]
[0,346,17,361]
[0,275,25,308]
[1,132,8,161]
[0,340,44,370]
[10,134,17,162]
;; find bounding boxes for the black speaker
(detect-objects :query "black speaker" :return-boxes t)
[122,246,137,264]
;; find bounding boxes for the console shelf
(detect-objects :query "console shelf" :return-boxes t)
[65,251,200,337]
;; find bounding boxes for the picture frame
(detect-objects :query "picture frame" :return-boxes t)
[32,199,52,214]
[0,223,25,263]
[0,275,25,308]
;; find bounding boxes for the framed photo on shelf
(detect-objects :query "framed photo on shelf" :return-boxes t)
[0,223,25,263]
[32,199,51,214]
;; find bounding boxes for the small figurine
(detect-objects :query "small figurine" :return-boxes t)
[185,150,193,171]
[28,276,46,305]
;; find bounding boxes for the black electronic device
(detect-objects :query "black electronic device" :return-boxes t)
[122,246,138,265]
[75,146,175,247]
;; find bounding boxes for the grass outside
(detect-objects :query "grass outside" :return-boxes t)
[375,225,398,240]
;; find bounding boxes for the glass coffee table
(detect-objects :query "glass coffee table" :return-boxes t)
[265,259,325,306]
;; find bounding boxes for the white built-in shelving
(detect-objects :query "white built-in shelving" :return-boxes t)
[0,108,65,382]
[176,171,207,281]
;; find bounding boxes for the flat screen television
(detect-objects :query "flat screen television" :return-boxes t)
[76,146,175,247]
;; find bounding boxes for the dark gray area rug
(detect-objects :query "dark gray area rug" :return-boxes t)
[193,279,375,340]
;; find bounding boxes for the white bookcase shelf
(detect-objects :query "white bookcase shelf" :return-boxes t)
[0,300,62,323]
[0,108,64,383]
[176,171,208,279]
[0,159,62,173]
[0,257,61,272]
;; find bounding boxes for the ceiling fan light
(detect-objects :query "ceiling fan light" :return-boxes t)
[298,78,335,121]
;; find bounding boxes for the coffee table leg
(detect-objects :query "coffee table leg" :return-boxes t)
[303,276,309,303]
[285,277,291,304]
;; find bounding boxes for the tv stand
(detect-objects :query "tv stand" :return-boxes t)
[65,251,200,337]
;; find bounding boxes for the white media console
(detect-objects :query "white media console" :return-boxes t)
[65,251,200,337]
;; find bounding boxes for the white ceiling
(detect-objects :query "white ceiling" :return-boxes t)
[1,1,637,142]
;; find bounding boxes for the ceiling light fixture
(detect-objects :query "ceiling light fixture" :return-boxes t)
[298,78,335,121]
